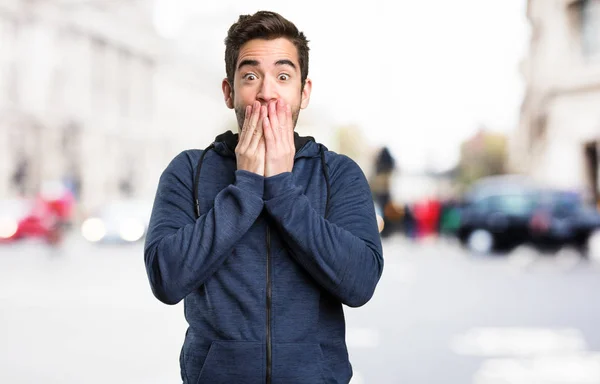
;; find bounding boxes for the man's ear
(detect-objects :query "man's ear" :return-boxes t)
[300,78,312,109]
[222,78,234,109]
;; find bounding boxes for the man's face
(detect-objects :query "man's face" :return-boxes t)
[222,37,312,131]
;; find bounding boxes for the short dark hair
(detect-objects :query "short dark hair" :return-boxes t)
[224,11,309,89]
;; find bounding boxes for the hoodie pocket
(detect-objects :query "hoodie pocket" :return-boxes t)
[196,341,264,384]
[272,342,325,383]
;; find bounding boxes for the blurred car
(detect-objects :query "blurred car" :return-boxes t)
[457,176,600,256]
[529,190,600,254]
[457,186,537,254]
[81,199,153,244]
[0,196,72,244]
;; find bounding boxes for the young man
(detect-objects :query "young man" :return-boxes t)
[144,10,384,384]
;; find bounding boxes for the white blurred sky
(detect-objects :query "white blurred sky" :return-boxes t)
[154,0,529,173]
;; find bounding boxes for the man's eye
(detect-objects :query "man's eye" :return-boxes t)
[278,74,290,81]
[244,74,257,80]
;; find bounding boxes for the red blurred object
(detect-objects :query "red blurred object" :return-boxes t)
[413,198,442,238]
[0,182,75,244]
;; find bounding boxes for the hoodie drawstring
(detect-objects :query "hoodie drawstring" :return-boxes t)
[320,145,331,219]
[194,143,215,219]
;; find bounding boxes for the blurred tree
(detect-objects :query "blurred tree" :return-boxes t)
[335,125,364,160]
[457,126,508,187]
[334,124,376,175]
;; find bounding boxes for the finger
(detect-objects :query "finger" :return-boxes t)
[250,100,261,130]
[285,104,294,147]
[277,99,286,129]
[276,100,290,147]
[241,101,261,148]
[235,105,252,153]
[248,105,265,152]
[262,107,274,146]
[268,100,280,142]
[239,105,251,141]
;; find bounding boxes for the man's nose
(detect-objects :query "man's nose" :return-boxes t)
[256,77,278,104]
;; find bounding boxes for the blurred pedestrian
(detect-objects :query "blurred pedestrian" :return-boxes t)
[370,146,397,237]
[370,146,396,209]
[11,157,28,196]
[403,202,416,239]
[144,11,384,384]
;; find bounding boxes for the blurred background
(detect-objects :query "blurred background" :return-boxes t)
[2,0,600,383]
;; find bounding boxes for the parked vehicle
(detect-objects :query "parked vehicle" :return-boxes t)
[0,195,71,245]
[457,186,537,253]
[456,176,600,256]
[529,190,600,253]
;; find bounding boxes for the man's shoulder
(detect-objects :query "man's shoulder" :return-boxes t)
[321,150,368,185]
[162,148,206,176]
[323,150,360,171]
[167,148,206,167]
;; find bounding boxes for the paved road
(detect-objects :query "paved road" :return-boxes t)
[1,234,600,383]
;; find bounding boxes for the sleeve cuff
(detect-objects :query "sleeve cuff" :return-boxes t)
[234,170,264,197]
[264,172,296,200]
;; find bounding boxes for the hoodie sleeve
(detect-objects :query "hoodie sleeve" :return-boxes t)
[263,154,383,308]
[144,151,264,305]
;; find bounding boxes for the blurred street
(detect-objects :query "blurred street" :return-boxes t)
[1,0,600,382]
[1,234,600,384]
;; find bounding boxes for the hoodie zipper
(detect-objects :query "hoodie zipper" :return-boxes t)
[266,226,272,384]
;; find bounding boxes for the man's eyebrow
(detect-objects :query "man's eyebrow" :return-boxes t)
[275,59,297,70]
[237,59,297,71]
[237,59,260,71]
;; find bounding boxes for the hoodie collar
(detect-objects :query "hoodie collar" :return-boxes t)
[213,130,318,158]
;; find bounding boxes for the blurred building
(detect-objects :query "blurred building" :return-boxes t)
[0,0,227,214]
[511,0,600,203]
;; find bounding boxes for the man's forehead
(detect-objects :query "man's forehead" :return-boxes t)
[236,38,299,68]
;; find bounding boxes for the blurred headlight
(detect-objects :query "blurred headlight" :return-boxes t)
[81,218,106,242]
[119,219,145,242]
[0,217,18,239]
[588,229,600,263]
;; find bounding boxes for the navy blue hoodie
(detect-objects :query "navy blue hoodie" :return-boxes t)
[144,131,384,384]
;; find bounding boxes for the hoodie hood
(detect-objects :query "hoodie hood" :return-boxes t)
[212,130,324,159]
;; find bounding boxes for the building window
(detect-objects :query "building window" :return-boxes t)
[0,18,19,105]
[528,112,547,152]
[142,57,155,120]
[118,49,132,118]
[91,37,107,114]
[581,0,600,59]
